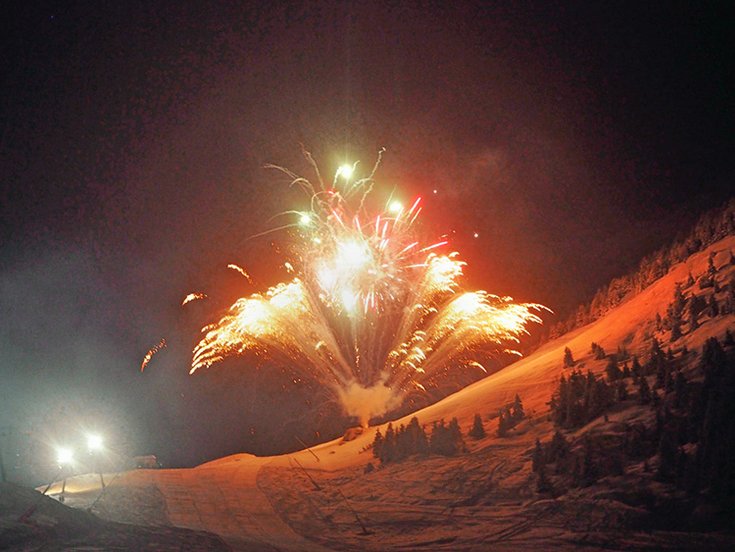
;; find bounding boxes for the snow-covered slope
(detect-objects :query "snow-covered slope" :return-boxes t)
[31,236,735,551]
[0,481,229,550]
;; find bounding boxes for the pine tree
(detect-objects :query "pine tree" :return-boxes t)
[707,252,716,277]
[652,387,661,408]
[429,419,466,456]
[685,272,695,287]
[468,414,486,440]
[448,418,466,453]
[695,337,735,500]
[672,283,686,317]
[404,416,429,457]
[383,423,396,464]
[548,430,570,461]
[429,420,446,455]
[395,424,407,460]
[605,357,622,381]
[497,411,508,437]
[532,438,544,473]
[511,394,525,422]
[708,294,719,317]
[535,462,553,494]
[725,328,734,346]
[581,435,598,486]
[622,362,631,378]
[404,417,419,450]
[563,347,575,367]
[670,314,682,342]
[639,376,652,405]
[417,423,429,455]
[674,371,688,409]
[587,376,613,421]
[722,294,733,315]
[650,337,662,357]
[550,374,568,426]
[372,428,384,460]
[631,355,642,378]
[689,298,699,331]
[591,342,606,360]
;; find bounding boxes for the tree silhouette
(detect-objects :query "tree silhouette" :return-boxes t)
[591,342,606,360]
[605,356,622,381]
[372,428,383,460]
[631,355,642,379]
[511,394,525,422]
[638,376,652,405]
[532,438,544,473]
[563,347,575,367]
[497,411,508,437]
[468,414,486,440]
[708,294,720,317]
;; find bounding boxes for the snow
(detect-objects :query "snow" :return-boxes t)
[0,481,230,550]
[7,236,735,550]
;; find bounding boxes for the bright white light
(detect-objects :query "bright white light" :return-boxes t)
[336,164,354,180]
[433,189,438,194]
[388,201,403,214]
[299,213,311,226]
[338,241,369,268]
[473,232,479,238]
[318,267,336,290]
[341,290,358,313]
[87,434,103,451]
[57,447,74,465]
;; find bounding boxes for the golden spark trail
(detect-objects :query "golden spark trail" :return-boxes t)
[227,264,252,282]
[141,338,167,372]
[182,292,207,306]
[189,153,548,425]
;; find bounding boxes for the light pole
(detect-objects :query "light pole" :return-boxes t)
[86,433,105,489]
[56,447,73,503]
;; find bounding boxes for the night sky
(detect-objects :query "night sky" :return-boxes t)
[2,2,733,466]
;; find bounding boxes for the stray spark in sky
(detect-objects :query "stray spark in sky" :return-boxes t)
[227,263,252,282]
[141,338,167,372]
[187,152,547,425]
[182,292,207,306]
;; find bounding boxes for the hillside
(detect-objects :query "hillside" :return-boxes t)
[0,481,229,550]
[9,235,735,551]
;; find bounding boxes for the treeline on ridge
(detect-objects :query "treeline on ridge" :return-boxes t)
[539,198,735,344]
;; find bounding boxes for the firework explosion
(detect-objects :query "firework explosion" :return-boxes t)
[189,152,546,425]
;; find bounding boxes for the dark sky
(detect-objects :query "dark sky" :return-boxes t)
[2,1,733,466]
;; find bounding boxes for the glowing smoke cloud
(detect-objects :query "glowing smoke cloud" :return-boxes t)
[190,152,547,425]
